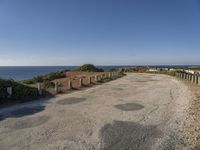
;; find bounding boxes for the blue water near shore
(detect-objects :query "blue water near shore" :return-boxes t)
[0,66,124,81]
[0,65,197,81]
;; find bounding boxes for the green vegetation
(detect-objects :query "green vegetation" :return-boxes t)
[42,80,55,88]
[188,66,200,70]
[122,66,149,73]
[21,64,103,85]
[0,78,39,104]
[0,64,126,105]
[21,70,68,84]
[158,70,177,76]
[75,64,104,72]
[147,70,177,77]
[98,72,125,83]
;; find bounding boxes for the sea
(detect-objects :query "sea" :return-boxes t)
[0,66,125,81]
[0,65,195,81]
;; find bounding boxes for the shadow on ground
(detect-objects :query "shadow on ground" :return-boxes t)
[11,106,45,117]
[2,115,50,130]
[57,97,87,105]
[115,103,144,111]
[99,120,162,150]
[0,105,45,122]
[0,90,56,122]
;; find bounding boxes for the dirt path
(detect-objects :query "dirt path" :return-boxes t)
[0,73,191,150]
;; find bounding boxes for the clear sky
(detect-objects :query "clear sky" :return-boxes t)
[0,0,200,66]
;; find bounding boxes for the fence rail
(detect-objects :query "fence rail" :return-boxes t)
[50,71,120,94]
[176,72,200,85]
[1,71,120,98]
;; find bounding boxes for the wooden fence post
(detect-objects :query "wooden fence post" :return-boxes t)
[79,78,83,87]
[55,82,58,94]
[68,79,72,89]
[100,74,103,80]
[88,77,91,85]
[7,87,12,98]
[109,72,111,78]
[193,75,196,83]
[37,83,42,95]
[95,75,98,82]
[177,73,179,78]
[182,73,184,79]
[198,75,200,85]
[176,72,178,78]
[195,75,198,84]
[192,75,195,83]
[189,74,192,81]
[187,74,189,80]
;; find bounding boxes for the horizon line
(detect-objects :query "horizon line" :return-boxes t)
[0,64,200,67]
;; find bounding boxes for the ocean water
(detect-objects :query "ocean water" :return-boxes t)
[0,66,124,81]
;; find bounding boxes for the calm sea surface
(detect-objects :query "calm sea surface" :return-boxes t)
[0,66,124,81]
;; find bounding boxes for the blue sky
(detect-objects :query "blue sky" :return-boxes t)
[0,0,200,66]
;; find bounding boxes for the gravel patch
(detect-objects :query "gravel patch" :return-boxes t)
[3,115,50,129]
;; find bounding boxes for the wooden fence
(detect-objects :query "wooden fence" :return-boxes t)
[176,72,200,85]
[37,71,120,95]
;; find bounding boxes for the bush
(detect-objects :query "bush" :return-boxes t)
[32,76,44,83]
[0,78,39,104]
[147,70,177,77]
[42,80,55,88]
[98,72,125,83]
[167,71,177,76]
[76,64,104,72]
[0,86,8,103]
[21,70,68,84]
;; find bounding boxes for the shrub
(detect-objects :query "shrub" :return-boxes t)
[42,80,55,88]
[76,64,104,72]
[98,72,125,83]
[167,71,177,76]
[21,70,68,84]
[0,78,39,104]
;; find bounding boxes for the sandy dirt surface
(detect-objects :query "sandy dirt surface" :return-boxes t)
[0,73,192,150]
[178,80,200,149]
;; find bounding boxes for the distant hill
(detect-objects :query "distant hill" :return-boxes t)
[75,64,104,72]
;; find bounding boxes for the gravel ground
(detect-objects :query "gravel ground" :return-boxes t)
[0,73,192,150]
[178,79,200,149]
